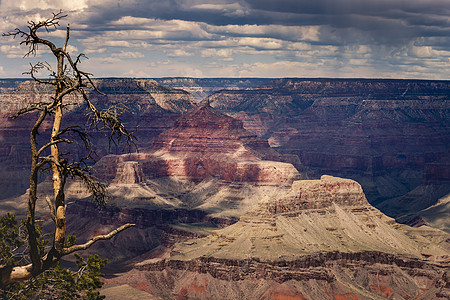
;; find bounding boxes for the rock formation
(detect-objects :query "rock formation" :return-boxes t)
[0,78,196,199]
[86,102,449,299]
[155,78,271,102]
[2,77,448,226]
[1,90,448,299]
[95,102,300,187]
[105,175,449,299]
[205,78,450,227]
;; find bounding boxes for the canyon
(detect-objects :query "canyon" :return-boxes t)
[72,109,449,298]
[0,77,449,299]
[203,79,449,226]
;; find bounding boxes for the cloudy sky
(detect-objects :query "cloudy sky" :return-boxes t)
[0,0,449,79]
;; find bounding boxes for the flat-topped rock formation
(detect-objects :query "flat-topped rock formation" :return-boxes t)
[204,78,450,228]
[107,175,449,299]
[166,175,448,261]
[2,77,448,226]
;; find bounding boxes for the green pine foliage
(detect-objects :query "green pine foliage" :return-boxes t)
[0,214,108,299]
[0,213,24,266]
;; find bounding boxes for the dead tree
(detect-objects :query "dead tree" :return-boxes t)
[0,11,135,286]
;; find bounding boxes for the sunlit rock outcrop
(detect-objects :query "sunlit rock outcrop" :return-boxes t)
[95,102,300,186]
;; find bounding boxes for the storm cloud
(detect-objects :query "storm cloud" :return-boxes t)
[0,0,449,78]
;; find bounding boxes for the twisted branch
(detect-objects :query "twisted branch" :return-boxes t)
[1,11,136,286]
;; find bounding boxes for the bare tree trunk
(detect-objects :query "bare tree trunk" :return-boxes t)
[52,54,66,253]
[27,109,48,275]
[0,11,136,288]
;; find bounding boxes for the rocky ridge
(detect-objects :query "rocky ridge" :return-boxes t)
[82,105,449,299]
[0,78,196,199]
[154,78,271,102]
[106,174,449,299]
[94,102,300,187]
[1,77,449,299]
[205,78,450,227]
[2,77,448,225]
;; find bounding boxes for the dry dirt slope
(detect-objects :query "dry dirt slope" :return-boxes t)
[104,176,449,299]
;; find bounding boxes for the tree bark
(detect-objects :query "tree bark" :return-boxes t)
[51,104,65,253]
[52,53,66,254]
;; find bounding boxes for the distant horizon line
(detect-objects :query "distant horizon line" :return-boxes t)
[0,76,449,82]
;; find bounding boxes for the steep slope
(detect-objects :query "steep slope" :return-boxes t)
[205,78,450,226]
[0,103,305,265]
[0,78,196,199]
[3,77,448,225]
[92,102,301,219]
[89,104,448,299]
[108,175,449,299]
[2,98,448,299]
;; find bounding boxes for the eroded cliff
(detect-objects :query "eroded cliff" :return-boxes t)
[106,175,449,299]
[205,78,450,226]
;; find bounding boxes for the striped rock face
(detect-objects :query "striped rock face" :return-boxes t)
[94,103,301,185]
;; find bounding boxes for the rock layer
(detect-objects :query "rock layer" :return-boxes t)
[108,175,449,299]
[205,78,450,226]
[95,103,300,186]
[0,78,196,199]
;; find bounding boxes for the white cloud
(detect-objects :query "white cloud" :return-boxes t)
[0,45,29,58]
[65,45,79,55]
[41,29,70,39]
[286,42,311,51]
[0,0,88,12]
[201,48,233,59]
[348,58,369,66]
[103,40,133,47]
[208,24,320,42]
[356,45,371,54]
[83,48,107,54]
[237,37,283,49]
[236,61,323,77]
[123,69,153,78]
[409,46,433,57]
[109,18,213,40]
[111,16,155,26]
[0,0,448,79]
[406,45,450,59]
[164,49,194,57]
[111,51,145,59]
[93,57,122,64]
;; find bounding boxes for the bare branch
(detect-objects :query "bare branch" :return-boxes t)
[3,11,67,57]
[79,72,106,96]
[82,91,137,151]
[45,197,56,223]
[37,138,72,157]
[74,53,87,67]
[54,126,92,149]
[63,224,135,255]
[63,162,109,209]
[23,62,57,86]
[63,24,69,51]
[10,102,50,119]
